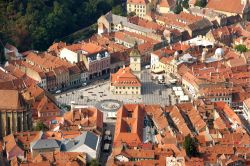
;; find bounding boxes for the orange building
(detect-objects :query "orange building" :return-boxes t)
[114,104,145,146]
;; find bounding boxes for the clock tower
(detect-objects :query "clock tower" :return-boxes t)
[129,42,141,79]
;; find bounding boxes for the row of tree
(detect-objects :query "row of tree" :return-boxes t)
[0,0,123,55]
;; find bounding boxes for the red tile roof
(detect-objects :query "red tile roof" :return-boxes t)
[65,42,105,55]
[64,107,103,134]
[114,104,145,146]
[159,0,175,8]
[127,0,148,4]
[111,67,141,87]
[207,0,245,14]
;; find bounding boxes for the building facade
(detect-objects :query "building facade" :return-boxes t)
[110,67,142,95]
[243,98,250,122]
[127,0,149,18]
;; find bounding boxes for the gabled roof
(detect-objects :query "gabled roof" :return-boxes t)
[207,0,245,14]
[32,139,60,150]
[159,0,176,8]
[0,89,22,109]
[111,67,141,87]
[61,131,99,151]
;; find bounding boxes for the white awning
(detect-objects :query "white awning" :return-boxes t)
[180,95,189,102]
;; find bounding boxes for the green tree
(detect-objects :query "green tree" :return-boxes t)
[112,4,126,16]
[0,0,122,52]
[128,12,136,17]
[182,0,190,9]
[174,4,183,14]
[195,0,207,8]
[235,44,248,53]
[183,134,199,157]
[88,159,99,166]
[34,121,47,131]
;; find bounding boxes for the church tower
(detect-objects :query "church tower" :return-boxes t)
[129,43,141,79]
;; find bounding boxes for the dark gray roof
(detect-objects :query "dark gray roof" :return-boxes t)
[61,131,99,151]
[188,19,212,31]
[60,139,75,151]
[84,131,98,150]
[32,139,60,150]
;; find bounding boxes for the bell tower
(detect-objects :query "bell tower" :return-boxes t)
[129,42,141,79]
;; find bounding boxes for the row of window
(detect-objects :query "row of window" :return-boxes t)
[115,91,139,94]
[128,4,145,8]
[115,86,139,89]
[128,8,145,13]
[213,98,231,101]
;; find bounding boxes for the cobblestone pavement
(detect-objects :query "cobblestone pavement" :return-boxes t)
[54,69,175,108]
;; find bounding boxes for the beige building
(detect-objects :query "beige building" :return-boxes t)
[243,98,250,122]
[127,0,149,18]
[129,44,142,79]
[0,90,32,138]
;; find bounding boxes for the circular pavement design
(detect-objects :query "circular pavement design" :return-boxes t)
[95,99,122,112]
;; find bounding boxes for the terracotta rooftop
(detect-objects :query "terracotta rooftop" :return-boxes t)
[111,67,141,87]
[127,0,148,4]
[65,42,105,55]
[64,107,103,133]
[207,0,245,14]
[159,0,175,8]
[0,89,22,109]
[169,106,192,136]
[114,104,145,146]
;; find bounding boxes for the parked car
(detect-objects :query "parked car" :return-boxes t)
[55,90,61,94]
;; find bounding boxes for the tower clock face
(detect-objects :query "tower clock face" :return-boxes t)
[134,58,137,61]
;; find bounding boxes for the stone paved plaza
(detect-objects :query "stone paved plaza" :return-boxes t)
[55,69,177,108]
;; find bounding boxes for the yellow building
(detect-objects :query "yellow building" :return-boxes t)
[110,67,141,95]
[127,0,149,18]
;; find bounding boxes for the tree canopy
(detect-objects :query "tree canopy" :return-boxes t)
[34,121,47,131]
[0,0,123,54]
[183,134,199,157]
[88,159,99,166]
[235,44,248,53]
[195,0,207,8]
[173,3,183,14]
